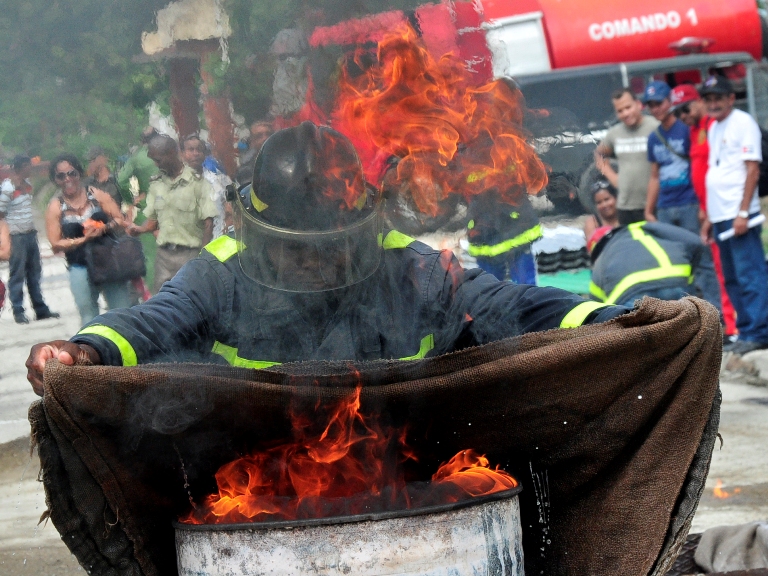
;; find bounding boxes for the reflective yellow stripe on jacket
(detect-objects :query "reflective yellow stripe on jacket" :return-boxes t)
[468,225,543,258]
[205,231,417,265]
[211,341,282,369]
[212,334,435,370]
[204,235,240,263]
[589,221,692,304]
[206,231,427,370]
[559,301,609,329]
[381,230,416,250]
[78,325,138,366]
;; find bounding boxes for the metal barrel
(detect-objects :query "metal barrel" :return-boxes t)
[175,486,524,576]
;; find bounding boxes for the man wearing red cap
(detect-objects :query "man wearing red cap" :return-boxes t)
[670,84,736,341]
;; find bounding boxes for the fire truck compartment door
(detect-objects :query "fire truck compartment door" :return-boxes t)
[484,12,552,78]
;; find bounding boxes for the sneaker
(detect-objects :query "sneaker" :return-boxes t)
[722,334,739,351]
[723,334,738,346]
[35,310,60,321]
[14,312,29,324]
[728,340,768,356]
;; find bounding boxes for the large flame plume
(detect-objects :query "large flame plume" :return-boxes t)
[331,25,548,217]
[181,387,516,524]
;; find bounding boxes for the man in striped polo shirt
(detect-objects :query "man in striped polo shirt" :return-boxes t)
[0,155,58,323]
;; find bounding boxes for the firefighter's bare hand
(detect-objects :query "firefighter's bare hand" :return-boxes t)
[644,210,657,223]
[700,219,712,244]
[26,341,101,397]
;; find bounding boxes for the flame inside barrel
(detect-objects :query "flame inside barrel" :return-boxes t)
[180,388,517,525]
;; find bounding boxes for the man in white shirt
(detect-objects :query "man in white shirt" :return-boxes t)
[701,75,768,354]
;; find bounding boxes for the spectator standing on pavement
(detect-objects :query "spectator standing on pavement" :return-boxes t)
[0,155,59,324]
[83,147,128,210]
[700,75,768,354]
[180,134,233,238]
[127,135,218,293]
[0,219,9,314]
[670,84,738,340]
[642,80,721,313]
[594,88,659,225]
[117,127,161,291]
[45,154,130,325]
[237,121,273,185]
[116,127,160,207]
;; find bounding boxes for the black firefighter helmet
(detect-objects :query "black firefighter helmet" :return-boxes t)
[233,121,381,292]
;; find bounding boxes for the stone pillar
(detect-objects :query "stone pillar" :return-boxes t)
[169,58,201,139]
[199,47,237,178]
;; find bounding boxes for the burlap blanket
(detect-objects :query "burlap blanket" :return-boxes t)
[29,297,721,576]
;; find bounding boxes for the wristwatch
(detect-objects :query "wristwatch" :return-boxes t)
[737,210,750,219]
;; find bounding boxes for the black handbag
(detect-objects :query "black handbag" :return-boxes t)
[85,232,146,286]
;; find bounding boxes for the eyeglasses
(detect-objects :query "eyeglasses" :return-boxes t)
[673,104,691,117]
[55,170,79,181]
[646,101,664,109]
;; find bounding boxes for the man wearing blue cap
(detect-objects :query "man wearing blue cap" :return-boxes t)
[643,80,722,315]
[643,81,700,225]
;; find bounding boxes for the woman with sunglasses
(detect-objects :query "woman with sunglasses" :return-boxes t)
[45,153,132,324]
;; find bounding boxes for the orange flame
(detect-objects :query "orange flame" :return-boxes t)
[331,24,547,216]
[713,479,741,499]
[181,387,516,525]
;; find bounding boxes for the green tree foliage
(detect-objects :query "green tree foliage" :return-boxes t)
[0,0,168,159]
[0,0,430,158]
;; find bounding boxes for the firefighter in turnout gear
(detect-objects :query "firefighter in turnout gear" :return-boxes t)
[588,221,705,308]
[467,191,542,284]
[27,122,627,393]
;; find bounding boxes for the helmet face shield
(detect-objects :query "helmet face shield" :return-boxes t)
[234,191,382,292]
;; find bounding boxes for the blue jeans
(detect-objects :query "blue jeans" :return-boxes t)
[657,202,700,232]
[68,264,132,326]
[657,203,722,313]
[8,231,50,315]
[476,248,537,285]
[712,216,768,343]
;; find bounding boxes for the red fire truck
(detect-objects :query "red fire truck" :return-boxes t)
[303,0,768,213]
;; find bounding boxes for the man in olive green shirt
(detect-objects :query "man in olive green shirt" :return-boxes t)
[117,127,160,205]
[127,135,217,293]
[118,127,161,291]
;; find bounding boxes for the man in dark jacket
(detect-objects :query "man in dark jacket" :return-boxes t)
[588,221,705,307]
[27,123,627,394]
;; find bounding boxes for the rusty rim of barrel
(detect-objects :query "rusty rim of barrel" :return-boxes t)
[173,484,523,531]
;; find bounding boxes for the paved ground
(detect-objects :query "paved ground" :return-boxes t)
[0,247,84,575]
[0,245,766,575]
